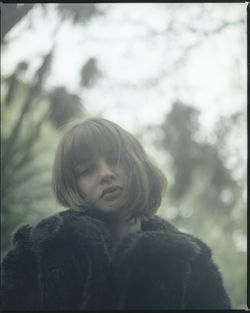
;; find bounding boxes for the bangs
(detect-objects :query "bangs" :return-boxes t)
[70,120,123,167]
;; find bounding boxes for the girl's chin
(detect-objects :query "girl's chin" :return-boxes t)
[93,204,126,220]
[97,204,121,214]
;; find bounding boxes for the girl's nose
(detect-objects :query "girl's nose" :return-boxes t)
[99,159,115,183]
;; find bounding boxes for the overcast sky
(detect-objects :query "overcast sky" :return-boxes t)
[2,3,247,134]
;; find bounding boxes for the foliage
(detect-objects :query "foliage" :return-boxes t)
[1,76,75,254]
[48,87,82,128]
[152,101,247,309]
[80,58,100,88]
[1,78,53,255]
[1,3,101,44]
[2,4,103,257]
[57,3,102,24]
[1,3,34,42]
[1,52,101,254]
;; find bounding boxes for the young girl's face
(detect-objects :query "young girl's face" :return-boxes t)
[76,155,126,214]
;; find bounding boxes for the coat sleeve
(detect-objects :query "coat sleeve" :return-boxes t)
[29,212,112,310]
[1,212,113,311]
[111,230,201,310]
[1,225,40,311]
[185,237,232,309]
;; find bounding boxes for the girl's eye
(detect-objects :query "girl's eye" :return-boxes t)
[107,157,116,164]
[107,156,119,166]
[79,166,93,176]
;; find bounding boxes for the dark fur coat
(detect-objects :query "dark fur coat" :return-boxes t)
[1,209,231,310]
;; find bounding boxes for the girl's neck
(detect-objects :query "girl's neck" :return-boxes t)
[106,217,141,244]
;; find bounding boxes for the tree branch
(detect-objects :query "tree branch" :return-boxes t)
[1,4,34,42]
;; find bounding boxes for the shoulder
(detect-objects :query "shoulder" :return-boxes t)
[143,216,231,309]
[30,209,112,252]
[8,209,112,256]
[2,224,34,268]
[31,209,108,238]
[113,215,206,271]
[114,216,231,310]
[114,215,219,279]
[140,215,210,261]
[111,216,216,309]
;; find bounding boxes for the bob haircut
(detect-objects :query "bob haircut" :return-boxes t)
[52,118,167,219]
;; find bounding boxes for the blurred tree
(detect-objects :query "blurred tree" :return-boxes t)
[4,61,28,106]
[152,100,246,309]
[1,3,102,43]
[160,101,201,200]
[158,102,240,202]
[1,49,103,253]
[1,3,34,42]
[1,58,85,255]
[80,58,100,88]
[1,3,104,256]
[57,4,101,24]
[49,87,82,128]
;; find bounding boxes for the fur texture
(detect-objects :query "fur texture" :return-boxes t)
[1,209,231,310]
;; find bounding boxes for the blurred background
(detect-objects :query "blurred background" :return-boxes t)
[1,3,247,309]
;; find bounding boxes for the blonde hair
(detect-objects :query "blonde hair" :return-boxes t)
[52,118,167,219]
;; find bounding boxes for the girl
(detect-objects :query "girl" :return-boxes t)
[2,118,231,310]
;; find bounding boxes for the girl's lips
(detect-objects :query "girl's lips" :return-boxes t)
[102,188,122,200]
[101,186,123,200]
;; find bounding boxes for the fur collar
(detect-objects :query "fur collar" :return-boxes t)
[26,209,204,264]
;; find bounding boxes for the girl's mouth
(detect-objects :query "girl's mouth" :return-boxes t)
[101,186,123,200]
